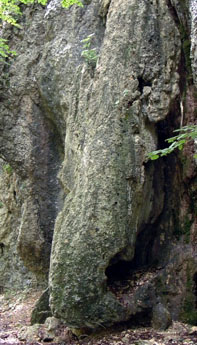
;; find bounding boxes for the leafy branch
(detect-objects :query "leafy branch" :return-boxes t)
[0,38,17,61]
[0,0,83,60]
[148,125,197,160]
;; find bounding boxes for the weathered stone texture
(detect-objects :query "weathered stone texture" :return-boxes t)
[0,160,37,289]
[0,16,64,277]
[48,0,180,327]
[190,0,197,86]
[0,0,196,330]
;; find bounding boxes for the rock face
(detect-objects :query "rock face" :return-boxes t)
[152,303,172,330]
[49,0,180,328]
[0,159,37,289]
[190,0,197,86]
[0,0,197,330]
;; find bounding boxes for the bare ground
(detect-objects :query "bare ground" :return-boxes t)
[0,290,197,345]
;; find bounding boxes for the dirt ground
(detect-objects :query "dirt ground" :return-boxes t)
[0,290,197,345]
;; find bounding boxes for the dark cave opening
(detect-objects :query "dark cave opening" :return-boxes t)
[105,259,134,283]
[156,109,180,150]
[105,105,183,328]
[116,309,152,329]
[126,309,152,327]
[106,159,167,286]
[105,117,179,287]
[105,223,160,286]
[106,165,166,287]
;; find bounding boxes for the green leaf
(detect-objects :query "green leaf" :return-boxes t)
[150,154,159,160]
[61,0,83,8]
[81,37,91,43]
[167,135,180,143]
[0,38,17,60]
[0,0,84,63]
[37,0,48,5]
[178,139,186,145]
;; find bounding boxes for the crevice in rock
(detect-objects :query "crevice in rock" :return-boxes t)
[156,103,181,150]
[137,76,152,94]
[166,0,193,84]
[0,243,5,255]
[119,309,152,328]
[98,0,112,25]
[15,107,65,275]
[30,116,64,247]
[165,0,180,26]
[105,226,162,290]
[106,259,134,284]
[128,309,153,327]
[105,105,182,308]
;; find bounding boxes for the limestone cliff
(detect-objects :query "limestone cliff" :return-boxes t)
[0,0,197,329]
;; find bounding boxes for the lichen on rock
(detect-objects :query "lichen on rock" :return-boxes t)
[48,0,182,329]
[0,0,197,331]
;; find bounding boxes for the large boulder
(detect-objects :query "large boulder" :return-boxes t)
[48,0,181,328]
[0,0,197,330]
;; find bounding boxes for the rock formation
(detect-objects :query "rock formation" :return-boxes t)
[0,0,196,330]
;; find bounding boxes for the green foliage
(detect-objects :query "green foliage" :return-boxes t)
[81,34,98,67]
[61,0,83,8]
[0,0,82,60]
[0,0,23,27]
[148,125,197,160]
[0,0,47,61]
[0,38,17,61]
[0,0,48,27]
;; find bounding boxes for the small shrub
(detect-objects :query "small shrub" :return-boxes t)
[81,34,98,67]
[0,38,17,62]
[0,0,82,61]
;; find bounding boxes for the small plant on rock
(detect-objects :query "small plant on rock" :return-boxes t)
[81,34,98,67]
[0,0,83,61]
[0,38,17,62]
[3,163,13,175]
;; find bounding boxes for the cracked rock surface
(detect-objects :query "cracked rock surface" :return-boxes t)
[0,0,197,330]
